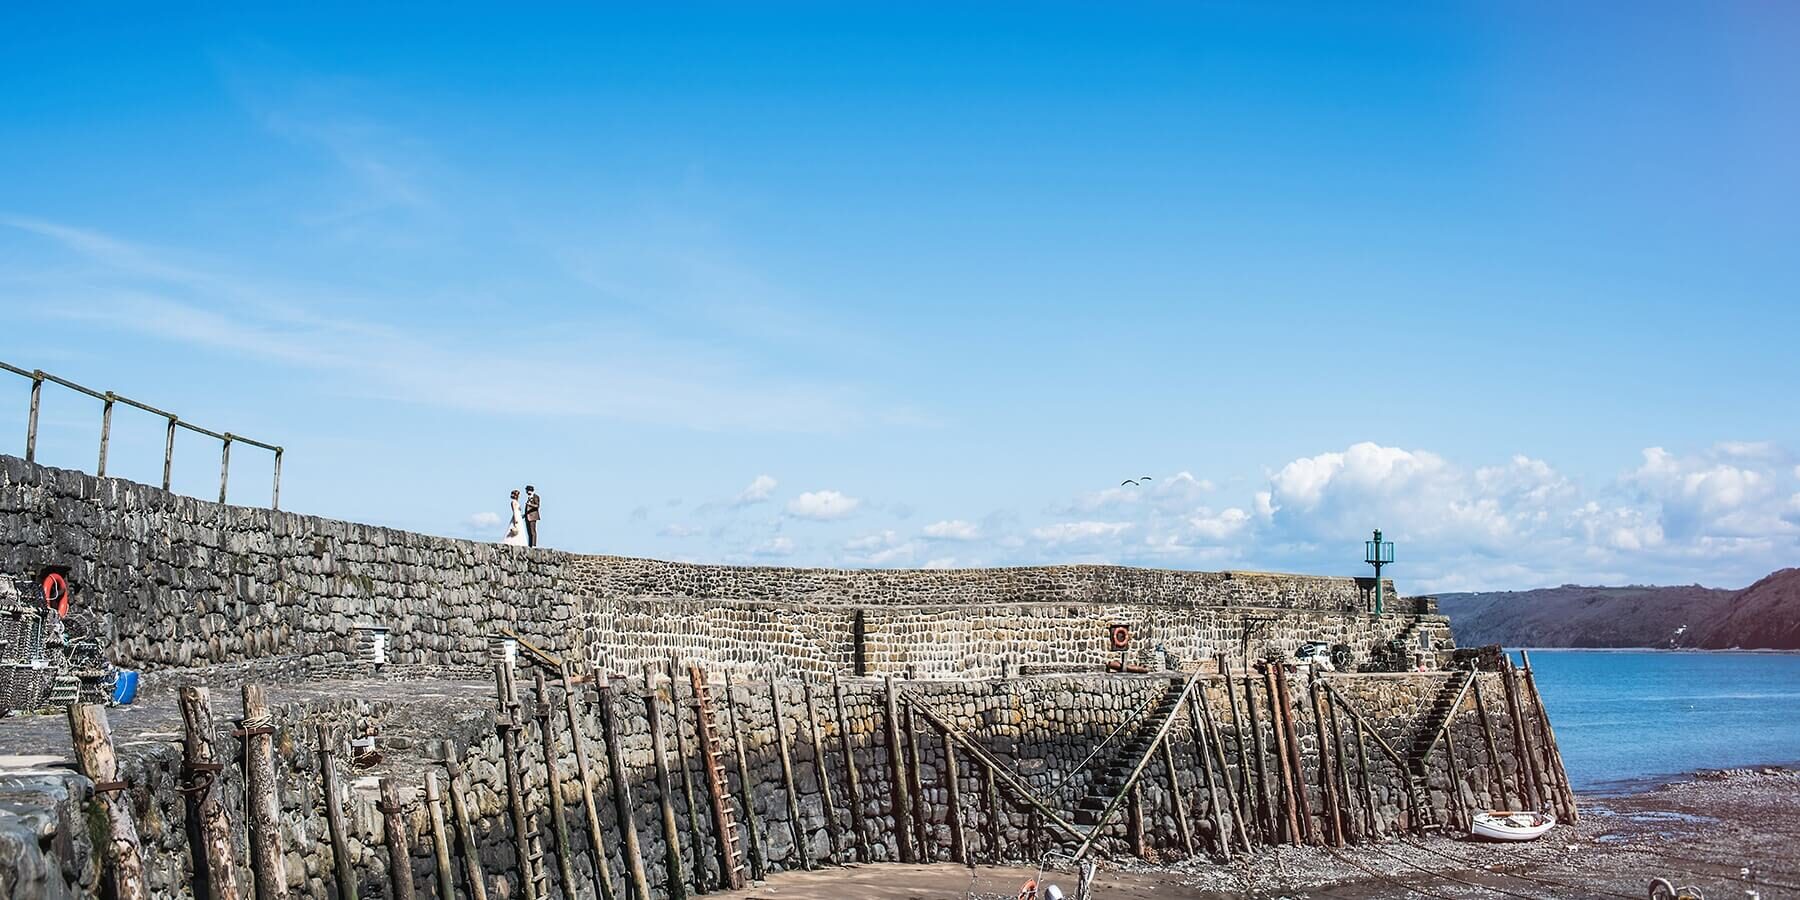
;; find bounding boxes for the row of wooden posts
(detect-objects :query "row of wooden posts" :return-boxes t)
[61,651,1577,900]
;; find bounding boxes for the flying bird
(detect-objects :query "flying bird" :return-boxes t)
[1120,476,1153,486]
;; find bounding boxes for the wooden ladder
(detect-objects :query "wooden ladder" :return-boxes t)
[689,666,749,890]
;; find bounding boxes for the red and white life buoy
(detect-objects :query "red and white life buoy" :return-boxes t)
[41,572,69,618]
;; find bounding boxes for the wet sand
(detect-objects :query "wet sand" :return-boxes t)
[708,768,1800,898]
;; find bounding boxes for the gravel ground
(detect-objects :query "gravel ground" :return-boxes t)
[709,768,1800,899]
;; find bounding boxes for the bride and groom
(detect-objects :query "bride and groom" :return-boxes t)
[501,485,541,547]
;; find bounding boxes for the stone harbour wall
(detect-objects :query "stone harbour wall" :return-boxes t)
[2,666,1566,899]
[0,454,1444,679]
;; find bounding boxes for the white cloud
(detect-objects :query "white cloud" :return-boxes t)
[753,536,795,557]
[923,519,981,541]
[466,511,502,529]
[1031,521,1134,545]
[735,475,778,506]
[659,523,702,538]
[844,531,899,552]
[787,490,861,520]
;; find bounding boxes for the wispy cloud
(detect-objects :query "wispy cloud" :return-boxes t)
[787,489,861,520]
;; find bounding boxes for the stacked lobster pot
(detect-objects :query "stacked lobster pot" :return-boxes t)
[0,573,114,715]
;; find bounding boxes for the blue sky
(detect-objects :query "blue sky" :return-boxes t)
[2,5,1796,592]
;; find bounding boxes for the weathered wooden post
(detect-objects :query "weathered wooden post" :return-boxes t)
[902,702,931,860]
[599,676,655,900]
[380,778,417,900]
[1126,782,1148,858]
[645,671,689,900]
[767,677,811,870]
[980,759,1002,862]
[24,371,41,463]
[802,680,842,865]
[1323,686,1357,844]
[1182,689,1229,859]
[68,704,149,900]
[882,675,916,863]
[1199,682,1252,853]
[1158,733,1195,856]
[665,658,712,893]
[316,730,359,900]
[162,415,176,490]
[178,686,242,900]
[1260,667,1300,845]
[1499,657,1544,810]
[941,731,967,864]
[218,433,232,504]
[425,773,457,900]
[1307,678,1344,848]
[533,671,579,896]
[1520,651,1578,822]
[494,660,541,900]
[562,669,619,900]
[721,670,767,880]
[1469,673,1513,809]
[442,745,491,900]
[1351,712,1378,838]
[98,392,114,476]
[1219,659,1256,838]
[240,685,290,900]
[1240,671,1275,842]
[831,675,871,862]
[1272,665,1316,844]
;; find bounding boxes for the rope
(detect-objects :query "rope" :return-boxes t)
[1042,684,1166,798]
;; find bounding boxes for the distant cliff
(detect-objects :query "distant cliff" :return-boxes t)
[1439,568,1800,650]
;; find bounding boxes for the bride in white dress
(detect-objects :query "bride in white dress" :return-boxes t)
[501,489,529,546]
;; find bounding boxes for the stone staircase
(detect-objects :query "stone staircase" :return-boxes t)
[1074,682,1187,826]
[1405,668,1474,775]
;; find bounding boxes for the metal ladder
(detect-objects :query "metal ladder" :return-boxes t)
[688,666,749,890]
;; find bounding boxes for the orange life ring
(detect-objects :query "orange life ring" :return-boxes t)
[1017,878,1038,900]
[1108,623,1131,651]
[42,572,69,617]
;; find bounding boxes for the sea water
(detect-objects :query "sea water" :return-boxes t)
[1524,649,1800,793]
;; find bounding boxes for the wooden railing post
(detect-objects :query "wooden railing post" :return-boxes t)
[68,703,149,900]
[240,685,290,900]
[25,371,41,463]
[178,686,243,900]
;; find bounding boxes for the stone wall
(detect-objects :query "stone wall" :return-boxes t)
[3,665,1564,899]
[0,454,1445,679]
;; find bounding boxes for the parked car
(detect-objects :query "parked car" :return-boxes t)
[1296,641,1355,671]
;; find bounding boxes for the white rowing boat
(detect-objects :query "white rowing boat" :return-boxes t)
[1469,810,1556,841]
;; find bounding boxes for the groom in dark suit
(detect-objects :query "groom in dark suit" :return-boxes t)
[524,485,541,547]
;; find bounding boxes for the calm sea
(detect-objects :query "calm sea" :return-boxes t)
[1524,649,1800,793]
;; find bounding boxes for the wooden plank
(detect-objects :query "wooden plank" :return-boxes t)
[830,675,871,863]
[379,777,416,900]
[882,675,916,863]
[599,678,655,900]
[562,670,620,900]
[68,704,149,900]
[425,773,457,900]
[768,678,812,870]
[239,686,290,900]
[316,731,359,900]
[1126,782,1147,859]
[645,672,689,900]
[534,671,579,896]
[177,686,243,900]
[802,680,842,865]
[442,745,492,900]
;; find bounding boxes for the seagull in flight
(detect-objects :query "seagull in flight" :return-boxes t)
[1120,475,1154,486]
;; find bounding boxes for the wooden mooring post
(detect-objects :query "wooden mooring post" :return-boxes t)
[1499,657,1545,811]
[1218,659,1257,842]
[831,675,871,862]
[1469,672,1513,810]
[1157,732,1195,856]
[600,676,655,900]
[1520,651,1579,822]
[645,670,690,900]
[177,686,242,900]
[666,657,713,893]
[379,777,416,900]
[442,745,492,900]
[240,685,290,900]
[425,773,457,900]
[882,675,916,863]
[802,680,842,865]
[1240,671,1275,843]
[1272,665,1316,844]
[1324,680,1357,844]
[1199,681,1253,854]
[1261,667,1300,845]
[316,731,359,900]
[563,670,620,900]
[768,677,812,870]
[1182,688,1230,860]
[534,671,580,896]
[1306,678,1344,848]
[721,670,767,880]
[68,704,149,900]
[494,660,541,900]
[941,731,968,864]
[903,701,932,861]
[979,758,1002,863]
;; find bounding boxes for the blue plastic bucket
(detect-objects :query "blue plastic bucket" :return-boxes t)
[111,670,139,705]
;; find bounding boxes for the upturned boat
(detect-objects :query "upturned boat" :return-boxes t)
[1470,810,1556,841]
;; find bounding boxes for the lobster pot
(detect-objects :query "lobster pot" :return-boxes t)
[3,661,54,714]
[0,609,25,663]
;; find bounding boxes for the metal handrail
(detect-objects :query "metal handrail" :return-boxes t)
[2,359,284,509]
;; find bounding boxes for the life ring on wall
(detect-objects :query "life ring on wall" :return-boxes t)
[41,572,69,617]
[1108,623,1131,651]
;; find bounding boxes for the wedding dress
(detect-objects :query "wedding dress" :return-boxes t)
[502,497,529,546]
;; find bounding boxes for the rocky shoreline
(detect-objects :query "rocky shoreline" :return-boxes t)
[711,767,1800,898]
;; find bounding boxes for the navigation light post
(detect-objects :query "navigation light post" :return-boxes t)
[1365,528,1395,616]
